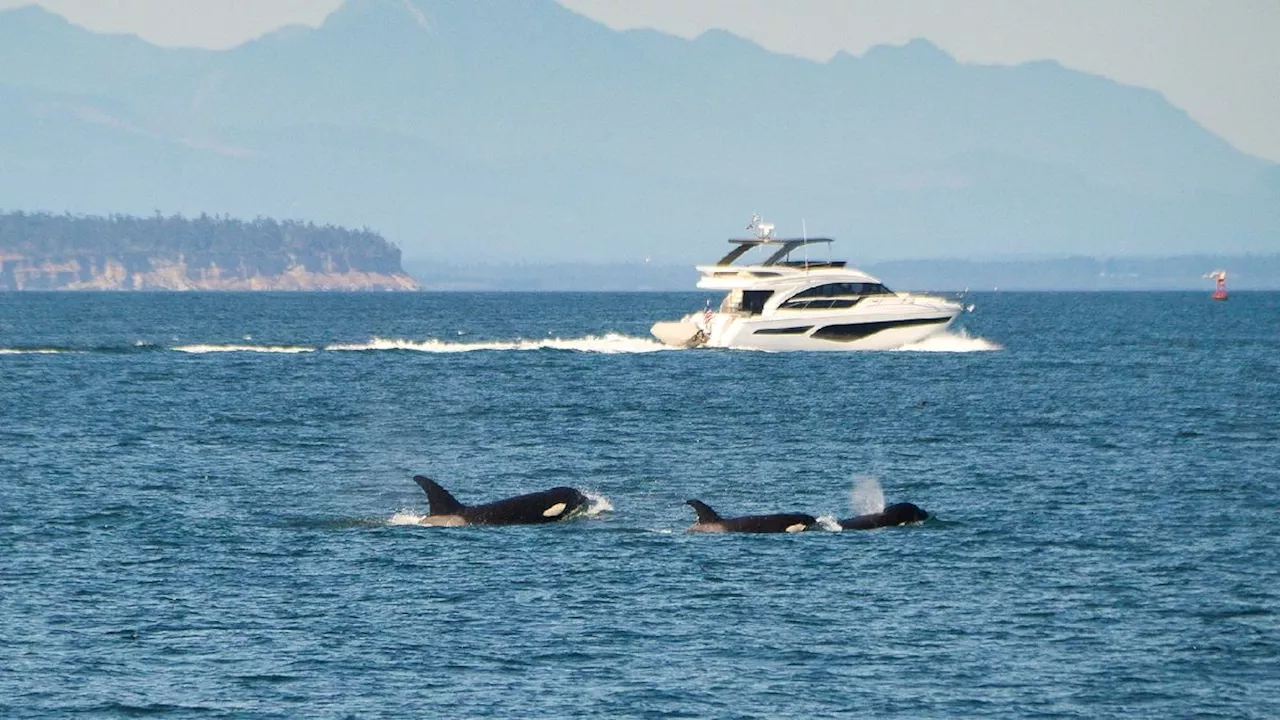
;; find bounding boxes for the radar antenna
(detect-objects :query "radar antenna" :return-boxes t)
[746,213,775,241]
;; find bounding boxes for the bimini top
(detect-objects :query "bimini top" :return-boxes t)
[710,214,844,269]
[695,216,882,291]
[713,237,841,268]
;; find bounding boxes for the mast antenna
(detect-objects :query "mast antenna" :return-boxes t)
[802,218,809,269]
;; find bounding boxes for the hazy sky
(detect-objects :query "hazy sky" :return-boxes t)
[3,0,1277,162]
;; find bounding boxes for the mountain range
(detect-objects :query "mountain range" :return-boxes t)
[0,0,1276,267]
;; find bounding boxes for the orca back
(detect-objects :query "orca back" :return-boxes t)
[883,502,928,524]
[722,513,818,533]
[839,502,928,530]
[464,487,588,525]
[687,500,815,533]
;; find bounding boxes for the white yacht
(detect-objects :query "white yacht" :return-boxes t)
[651,216,965,351]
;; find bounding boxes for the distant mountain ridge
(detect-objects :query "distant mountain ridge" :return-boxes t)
[0,0,1275,266]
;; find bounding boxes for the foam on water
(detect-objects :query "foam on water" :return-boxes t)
[0,348,68,355]
[816,515,843,532]
[896,329,1002,352]
[583,491,614,516]
[326,333,675,354]
[387,510,426,526]
[171,344,317,354]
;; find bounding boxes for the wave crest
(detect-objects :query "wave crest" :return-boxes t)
[172,344,316,354]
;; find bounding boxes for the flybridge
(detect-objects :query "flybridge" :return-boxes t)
[714,237,839,268]
[712,213,841,268]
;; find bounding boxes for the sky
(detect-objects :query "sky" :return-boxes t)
[1,0,1277,163]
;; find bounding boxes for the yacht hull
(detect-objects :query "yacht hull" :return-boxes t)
[650,308,957,351]
[707,309,957,351]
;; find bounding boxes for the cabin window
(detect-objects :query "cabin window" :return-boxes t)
[719,289,775,314]
[779,282,892,309]
[813,317,949,341]
[790,282,892,299]
[754,326,812,335]
[741,290,773,315]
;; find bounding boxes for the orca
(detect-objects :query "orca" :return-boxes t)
[685,499,818,534]
[838,502,928,530]
[413,476,589,527]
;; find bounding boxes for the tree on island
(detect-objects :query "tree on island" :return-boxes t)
[0,210,405,274]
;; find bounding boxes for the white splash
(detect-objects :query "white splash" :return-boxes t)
[816,515,843,532]
[325,333,675,354]
[895,329,1001,352]
[387,510,426,526]
[172,344,316,354]
[850,475,886,516]
[0,348,65,355]
[583,491,614,517]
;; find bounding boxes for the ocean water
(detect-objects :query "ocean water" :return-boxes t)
[1,291,1276,719]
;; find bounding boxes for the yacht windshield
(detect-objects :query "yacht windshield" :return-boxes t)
[780,282,893,310]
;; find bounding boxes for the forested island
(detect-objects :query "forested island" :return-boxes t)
[0,211,418,290]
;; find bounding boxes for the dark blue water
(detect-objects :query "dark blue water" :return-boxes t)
[2,292,1277,718]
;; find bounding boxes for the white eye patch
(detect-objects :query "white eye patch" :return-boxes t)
[542,502,568,517]
[785,523,808,533]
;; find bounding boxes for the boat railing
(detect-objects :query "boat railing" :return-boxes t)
[777,260,847,269]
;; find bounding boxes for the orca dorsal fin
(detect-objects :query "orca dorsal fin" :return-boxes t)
[414,476,465,515]
[686,499,722,524]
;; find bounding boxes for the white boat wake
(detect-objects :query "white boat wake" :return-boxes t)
[325,333,676,354]
[894,329,1002,353]
[3,330,997,357]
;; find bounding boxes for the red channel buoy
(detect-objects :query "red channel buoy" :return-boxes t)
[1205,270,1228,301]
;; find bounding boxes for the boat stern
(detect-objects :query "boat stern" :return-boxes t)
[650,317,706,347]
